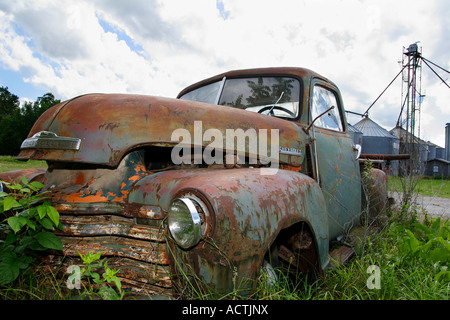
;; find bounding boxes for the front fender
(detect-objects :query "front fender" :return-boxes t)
[129,168,329,293]
[0,168,47,188]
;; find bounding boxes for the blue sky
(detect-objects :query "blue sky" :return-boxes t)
[0,0,449,147]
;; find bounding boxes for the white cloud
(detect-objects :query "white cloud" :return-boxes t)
[0,0,448,146]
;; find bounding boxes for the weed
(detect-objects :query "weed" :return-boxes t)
[0,177,62,285]
[68,251,124,300]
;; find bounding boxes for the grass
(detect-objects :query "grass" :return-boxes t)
[388,175,450,198]
[0,155,47,173]
[2,213,449,300]
[254,210,449,300]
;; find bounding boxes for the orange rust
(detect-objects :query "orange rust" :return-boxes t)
[128,175,140,183]
[74,173,85,185]
[281,164,302,172]
[53,189,128,204]
[335,164,341,173]
[134,164,146,174]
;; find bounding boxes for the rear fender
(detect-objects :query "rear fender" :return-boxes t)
[361,167,388,219]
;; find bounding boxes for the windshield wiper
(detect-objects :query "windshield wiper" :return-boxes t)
[267,91,284,115]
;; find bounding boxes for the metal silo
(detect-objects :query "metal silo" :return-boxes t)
[446,123,450,161]
[347,123,363,146]
[353,117,400,155]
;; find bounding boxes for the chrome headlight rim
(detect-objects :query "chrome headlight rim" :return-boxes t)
[168,197,203,249]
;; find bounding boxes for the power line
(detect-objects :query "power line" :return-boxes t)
[421,56,450,74]
[421,57,450,89]
[353,46,449,126]
[363,63,408,117]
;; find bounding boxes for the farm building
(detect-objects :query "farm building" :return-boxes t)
[387,124,449,177]
[423,123,450,177]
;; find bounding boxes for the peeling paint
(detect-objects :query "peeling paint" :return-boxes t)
[0,67,389,298]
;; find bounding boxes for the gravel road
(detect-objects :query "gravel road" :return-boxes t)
[389,192,450,219]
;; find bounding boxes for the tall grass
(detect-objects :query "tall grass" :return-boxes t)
[316,221,449,300]
[254,212,449,300]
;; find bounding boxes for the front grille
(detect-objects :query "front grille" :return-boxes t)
[42,204,173,297]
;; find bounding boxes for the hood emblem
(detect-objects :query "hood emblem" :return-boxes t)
[279,146,302,157]
[20,131,81,151]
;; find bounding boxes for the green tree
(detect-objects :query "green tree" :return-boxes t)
[270,78,294,102]
[0,87,20,121]
[0,89,60,155]
[246,78,271,106]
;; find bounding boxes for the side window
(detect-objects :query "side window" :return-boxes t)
[180,80,222,104]
[311,86,343,132]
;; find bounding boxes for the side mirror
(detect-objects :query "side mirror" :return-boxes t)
[353,144,362,160]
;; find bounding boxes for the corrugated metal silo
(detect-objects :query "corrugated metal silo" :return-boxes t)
[436,147,445,159]
[347,123,363,146]
[353,117,400,155]
[427,142,436,160]
[446,123,450,161]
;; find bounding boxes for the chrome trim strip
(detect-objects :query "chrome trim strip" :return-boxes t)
[20,131,81,151]
[279,146,303,157]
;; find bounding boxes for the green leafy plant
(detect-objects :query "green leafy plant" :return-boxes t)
[398,218,449,261]
[71,251,124,300]
[396,217,449,282]
[0,177,62,285]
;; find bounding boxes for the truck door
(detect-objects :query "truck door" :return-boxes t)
[309,80,361,239]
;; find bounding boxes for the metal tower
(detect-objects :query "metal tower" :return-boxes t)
[399,43,423,157]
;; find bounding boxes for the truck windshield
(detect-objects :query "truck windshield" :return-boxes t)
[180,76,301,119]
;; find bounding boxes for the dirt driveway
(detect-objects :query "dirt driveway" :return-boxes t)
[389,192,450,219]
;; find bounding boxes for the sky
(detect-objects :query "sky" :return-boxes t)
[0,0,449,147]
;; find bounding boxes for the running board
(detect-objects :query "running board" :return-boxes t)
[328,245,355,268]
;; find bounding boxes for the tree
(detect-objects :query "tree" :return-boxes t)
[0,89,61,155]
[246,78,271,106]
[0,87,20,121]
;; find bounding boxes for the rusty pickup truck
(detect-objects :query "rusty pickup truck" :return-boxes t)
[0,67,387,298]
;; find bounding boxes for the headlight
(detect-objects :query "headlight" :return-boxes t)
[168,197,203,249]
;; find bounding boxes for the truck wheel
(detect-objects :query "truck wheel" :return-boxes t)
[262,223,320,289]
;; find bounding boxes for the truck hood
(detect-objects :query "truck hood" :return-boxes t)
[17,94,305,167]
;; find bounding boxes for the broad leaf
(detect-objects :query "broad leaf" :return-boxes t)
[40,218,54,230]
[7,216,27,233]
[28,181,44,191]
[35,232,62,251]
[3,197,21,211]
[0,261,20,285]
[46,206,60,227]
[21,176,28,186]
[37,206,46,219]
[98,286,121,300]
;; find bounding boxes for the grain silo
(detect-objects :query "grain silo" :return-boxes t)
[353,117,400,155]
[446,123,450,161]
[347,123,363,146]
